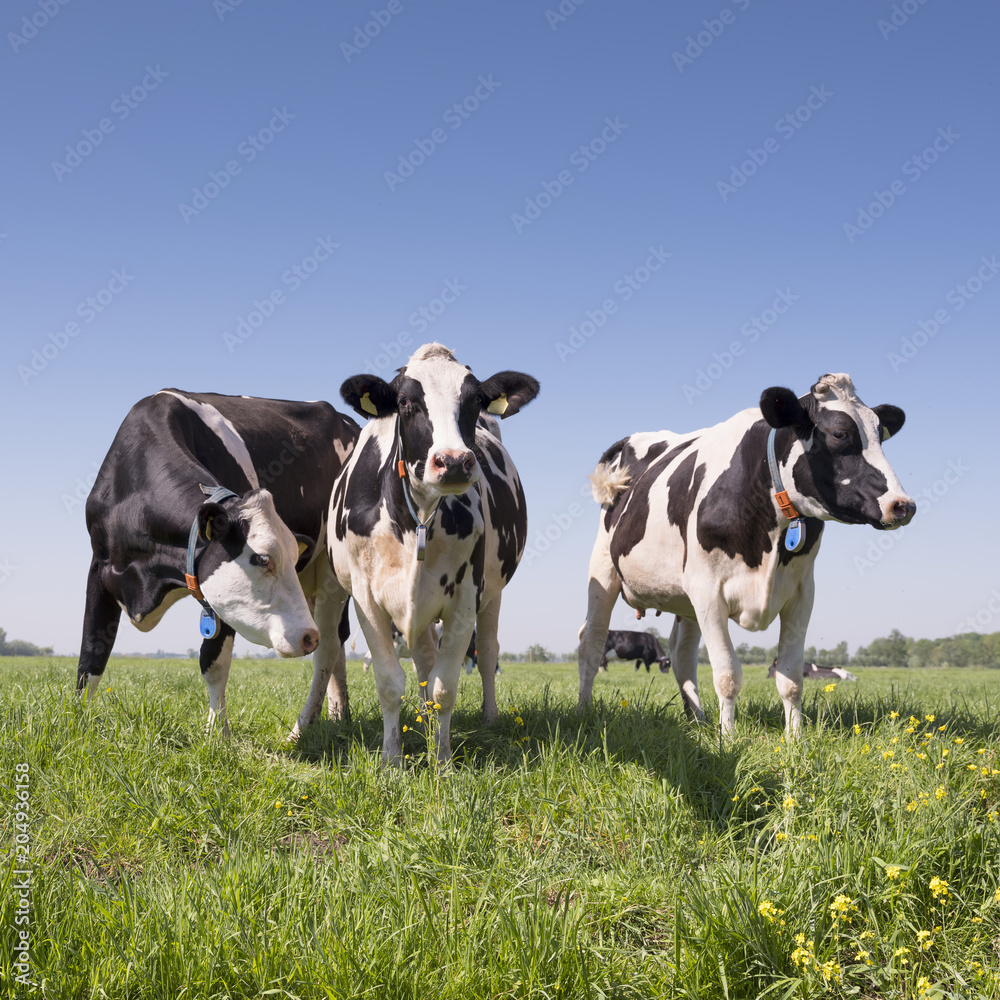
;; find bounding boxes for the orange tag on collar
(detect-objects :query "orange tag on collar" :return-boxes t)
[774,489,800,520]
[398,460,406,478]
[184,573,205,600]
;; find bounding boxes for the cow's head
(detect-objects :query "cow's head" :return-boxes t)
[194,489,319,655]
[760,373,915,530]
[341,342,539,496]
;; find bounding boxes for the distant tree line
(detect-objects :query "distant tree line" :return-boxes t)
[0,628,53,657]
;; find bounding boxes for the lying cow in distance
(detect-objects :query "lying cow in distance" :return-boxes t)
[77,389,359,734]
[601,629,670,673]
[768,659,858,682]
[577,374,914,735]
[291,342,539,764]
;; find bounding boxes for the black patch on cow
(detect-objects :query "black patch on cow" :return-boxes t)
[455,562,467,585]
[483,463,525,584]
[439,494,476,539]
[696,420,778,569]
[343,436,393,539]
[470,533,486,612]
[666,453,707,571]
[199,621,237,675]
[608,438,696,564]
[395,377,434,474]
[790,409,891,527]
[482,437,507,476]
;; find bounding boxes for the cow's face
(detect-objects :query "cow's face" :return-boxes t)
[760,373,915,530]
[341,342,539,497]
[196,490,319,655]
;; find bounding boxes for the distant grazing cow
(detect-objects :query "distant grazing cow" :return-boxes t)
[577,374,914,735]
[601,629,670,672]
[77,390,359,734]
[769,659,858,682]
[290,343,539,763]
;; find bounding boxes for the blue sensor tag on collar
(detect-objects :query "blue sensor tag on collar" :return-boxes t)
[785,519,806,553]
[199,608,219,639]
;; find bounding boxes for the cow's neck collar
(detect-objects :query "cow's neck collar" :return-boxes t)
[185,484,239,637]
[766,429,806,552]
[394,418,439,562]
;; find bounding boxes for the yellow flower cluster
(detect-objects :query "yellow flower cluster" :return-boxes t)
[929,876,950,901]
[790,935,840,983]
[757,899,784,924]
[828,894,857,926]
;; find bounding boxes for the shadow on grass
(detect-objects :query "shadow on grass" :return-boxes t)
[288,681,750,833]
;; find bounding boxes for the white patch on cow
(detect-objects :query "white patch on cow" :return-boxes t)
[840,478,851,485]
[403,343,482,493]
[157,391,260,489]
[199,490,317,654]
[333,436,353,464]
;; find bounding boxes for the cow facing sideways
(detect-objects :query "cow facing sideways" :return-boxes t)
[601,629,671,673]
[769,659,858,682]
[577,374,915,735]
[290,343,539,764]
[77,390,359,734]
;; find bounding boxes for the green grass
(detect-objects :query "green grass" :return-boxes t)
[2,655,999,998]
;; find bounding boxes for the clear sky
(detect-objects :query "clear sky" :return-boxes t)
[1,0,997,660]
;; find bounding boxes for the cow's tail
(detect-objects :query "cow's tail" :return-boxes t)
[577,622,587,642]
[590,438,631,505]
[590,463,631,505]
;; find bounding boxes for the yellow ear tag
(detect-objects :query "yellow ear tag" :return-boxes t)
[881,426,890,442]
[297,540,308,558]
[204,520,212,541]
[360,392,378,416]
[487,393,508,416]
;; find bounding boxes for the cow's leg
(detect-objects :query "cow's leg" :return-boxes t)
[696,600,742,734]
[475,597,502,724]
[427,618,476,763]
[322,601,352,722]
[354,598,408,765]
[76,559,122,702]
[289,570,349,740]
[577,524,622,708]
[773,579,814,736]
[669,616,706,722]
[201,624,236,737]
[411,624,439,689]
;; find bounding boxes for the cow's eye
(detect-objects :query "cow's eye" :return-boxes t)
[249,553,270,568]
[831,429,849,442]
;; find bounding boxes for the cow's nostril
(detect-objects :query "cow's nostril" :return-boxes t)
[302,630,320,654]
[462,452,475,473]
[893,499,916,523]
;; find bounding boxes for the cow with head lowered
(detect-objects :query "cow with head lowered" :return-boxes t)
[77,390,360,733]
[601,629,671,673]
[577,374,915,735]
[290,343,539,764]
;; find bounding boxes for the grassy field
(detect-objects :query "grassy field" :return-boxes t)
[2,655,999,999]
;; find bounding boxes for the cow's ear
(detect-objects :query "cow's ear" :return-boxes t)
[340,375,398,419]
[293,533,315,572]
[873,404,905,441]
[197,503,231,542]
[478,371,540,418]
[760,386,809,429]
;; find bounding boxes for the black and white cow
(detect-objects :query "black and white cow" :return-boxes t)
[577,374,915,735]
[77,389,360,733]
[768,659,859,682]
[290,343,539,763]
[601,629,670,673]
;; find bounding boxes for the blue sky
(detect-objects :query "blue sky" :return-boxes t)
[1,0,997,659]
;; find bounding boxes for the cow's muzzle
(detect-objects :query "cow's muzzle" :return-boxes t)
[882,497,916,529]
[430,449,477,485]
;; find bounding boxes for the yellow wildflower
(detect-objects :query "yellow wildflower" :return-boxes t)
[885,865,902,880]
[889,710,899,719]
[935,786,945,800]
[775,831,788,841]
[823,683,836,692]
[757,899,784,923]
[925,714,935,722]
[853,724,861,735]
[783,796,797,810]
[928,876,950,901]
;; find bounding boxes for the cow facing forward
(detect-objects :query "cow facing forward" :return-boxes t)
[577,374,914,735]
[77,390,359,733]
[290,343,539,763]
